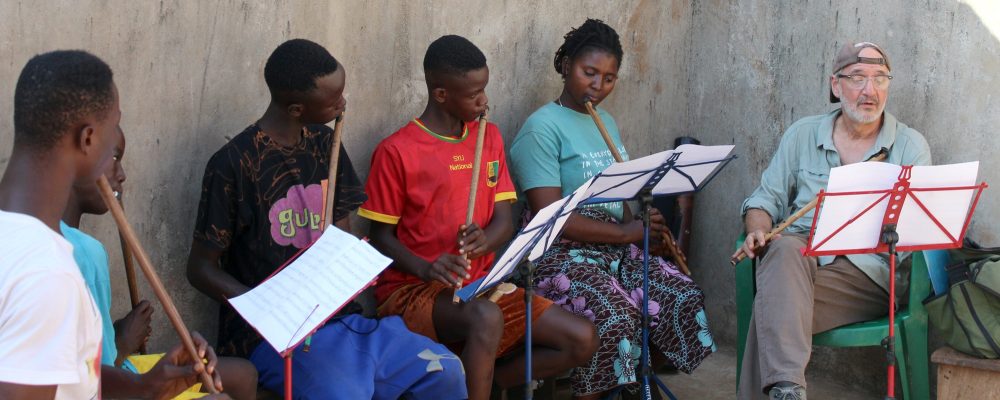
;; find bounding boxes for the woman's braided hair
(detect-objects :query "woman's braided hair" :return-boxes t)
[553,18,623,76]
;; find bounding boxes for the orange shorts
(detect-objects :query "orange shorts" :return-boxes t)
[377,280,553,357]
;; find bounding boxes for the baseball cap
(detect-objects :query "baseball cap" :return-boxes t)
[830,41,891,103]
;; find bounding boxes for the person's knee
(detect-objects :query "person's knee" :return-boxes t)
[540,309,599,365]
[571,320,600,365]
[758,236,807,272]
[218,357,259,399]
[463,300,504,343]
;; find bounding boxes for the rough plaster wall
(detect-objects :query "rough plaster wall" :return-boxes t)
[0,0,334,351]
[686,0,1000,393]
[324,0,692,181]
[0,0,996,395]
[0,0,695,354]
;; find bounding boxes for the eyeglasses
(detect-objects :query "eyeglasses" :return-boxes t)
[836,74,893,90]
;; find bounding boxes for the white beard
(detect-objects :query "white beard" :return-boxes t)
[841,95,886,124]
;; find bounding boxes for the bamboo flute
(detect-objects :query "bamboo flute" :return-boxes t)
[285,114,348,398]
[730,148,889,265]
[96,177,218,393]
[453,111,489,304]
[584,100,692,275]
[322,115,344,229]
[114,192,146,354]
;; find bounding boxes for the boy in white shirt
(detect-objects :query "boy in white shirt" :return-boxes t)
[0,50,223,400]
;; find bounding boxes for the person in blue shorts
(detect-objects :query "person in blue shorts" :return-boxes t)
[185,38,468,399]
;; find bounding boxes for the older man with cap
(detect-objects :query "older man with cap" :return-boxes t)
[733,42,932,399]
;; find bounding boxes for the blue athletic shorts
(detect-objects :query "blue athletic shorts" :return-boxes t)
[250,314,468,399]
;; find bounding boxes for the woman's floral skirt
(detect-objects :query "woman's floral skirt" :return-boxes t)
[525,208,715,395]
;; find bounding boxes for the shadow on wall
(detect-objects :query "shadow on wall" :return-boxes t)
[687,0,1000,396]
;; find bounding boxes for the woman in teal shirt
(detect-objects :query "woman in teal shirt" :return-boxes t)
[509,19,715,399]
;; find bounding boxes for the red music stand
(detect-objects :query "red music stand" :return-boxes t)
[228,227,385,400]
[804,162,987,399]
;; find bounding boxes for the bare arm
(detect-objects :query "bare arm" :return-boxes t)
[334,216,351,234]
[0,383,56,400]
[185,241,250,303]
[369,221,469,287]
[524,187,648,244]
[100,366,147,398]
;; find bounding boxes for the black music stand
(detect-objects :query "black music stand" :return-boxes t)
[577,145,735,400]
[463,145,735,399]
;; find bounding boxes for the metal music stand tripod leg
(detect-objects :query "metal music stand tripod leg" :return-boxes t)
[881,224,899,400]
[522,259,536,400]
[638,189,678,400]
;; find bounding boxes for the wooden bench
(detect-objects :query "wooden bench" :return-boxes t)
[931,346,1000,399]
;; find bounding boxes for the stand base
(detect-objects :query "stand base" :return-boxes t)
[603,376,677,400]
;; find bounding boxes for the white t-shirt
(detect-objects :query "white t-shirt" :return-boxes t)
[0,211,102,399]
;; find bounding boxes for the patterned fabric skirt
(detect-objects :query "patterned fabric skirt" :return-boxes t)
[525,208,716,395]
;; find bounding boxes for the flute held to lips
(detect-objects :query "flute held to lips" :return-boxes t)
[583,100,692,276]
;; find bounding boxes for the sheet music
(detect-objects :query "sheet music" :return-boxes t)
[652,144,736,195]
[811,161,980,253]
[530,178,594,260]
[898,162,979,246]
[461,178,596,300]
[582,151,670,203]
[813,162,904,250]
[581,144,735,203]
[459,144,735,300]
[228,226,391,354]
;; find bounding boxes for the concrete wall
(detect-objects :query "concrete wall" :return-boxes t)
[0,0,337,353]
[1,0,997,395]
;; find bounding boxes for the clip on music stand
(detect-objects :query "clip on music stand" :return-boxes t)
[803,162,987,399]
[577,144,735,400]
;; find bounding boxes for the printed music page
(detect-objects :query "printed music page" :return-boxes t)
[580,144,735,203]
[897,162,979,247]
[461,177,596,300]
[582,151,670,203]
[811,161,980,253]
[228,226,391,354]
[652,144,735,195]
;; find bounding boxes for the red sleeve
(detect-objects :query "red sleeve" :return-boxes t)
[358,141,406,224]
[490,124,517,203]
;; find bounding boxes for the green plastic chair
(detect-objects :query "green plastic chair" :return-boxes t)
[734,235,944,400]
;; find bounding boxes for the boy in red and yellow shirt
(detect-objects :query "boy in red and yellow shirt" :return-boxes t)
[361,35,598,400]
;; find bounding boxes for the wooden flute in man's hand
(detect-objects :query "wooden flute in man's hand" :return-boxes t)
[730,148,889,265]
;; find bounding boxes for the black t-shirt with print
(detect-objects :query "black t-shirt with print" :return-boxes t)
[193,123,367,357]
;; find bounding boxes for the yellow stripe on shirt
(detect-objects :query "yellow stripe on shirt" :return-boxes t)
[495,192,517,203]
[358,208,401,224]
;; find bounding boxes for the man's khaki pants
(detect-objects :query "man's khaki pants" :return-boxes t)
[737,235,889,399]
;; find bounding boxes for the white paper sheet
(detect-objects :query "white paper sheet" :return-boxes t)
[466,144,734,299]
[581,144,735,203]
[898,163,980,247]
[653,144,736,195]
[810,161,980,253]
[228,226,392,354]
[582,152,669,203]
[474,178,594,296]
